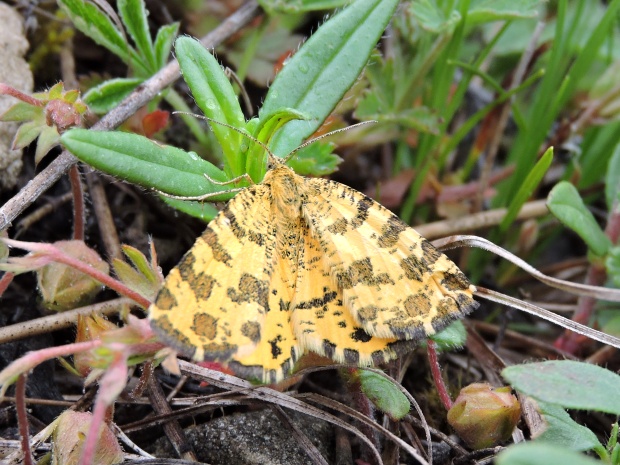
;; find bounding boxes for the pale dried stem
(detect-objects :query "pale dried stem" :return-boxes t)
[0,297,131,344]
[416,199,548,239]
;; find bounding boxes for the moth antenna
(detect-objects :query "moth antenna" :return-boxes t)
[171,111,278,165]
[282,120,377,164]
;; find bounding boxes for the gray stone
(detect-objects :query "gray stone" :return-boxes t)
[153,408,334,465]
[0,4,33,191]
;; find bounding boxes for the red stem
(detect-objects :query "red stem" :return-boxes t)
[3,239,151,309]
[0,83,44,107]
[0,272,14,298]
[427,339,453,410]
[69,165,85,241]
[16,374,34,465]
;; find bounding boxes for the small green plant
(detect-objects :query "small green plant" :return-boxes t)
[61,0,399,220]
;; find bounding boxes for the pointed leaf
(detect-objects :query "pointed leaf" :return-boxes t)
[13,121,44,149]
[261,0,399,157]
[153,23,179,67]
[500,147,553,232]
[117,0,156,70]
[122,245,157,283]
[34,126,60,165]
[175,36,246,177]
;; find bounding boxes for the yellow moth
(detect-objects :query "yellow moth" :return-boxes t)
[149,141,478,383]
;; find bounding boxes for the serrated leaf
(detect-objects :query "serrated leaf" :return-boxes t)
[61,129,234,200]
[547,181,612,257]
[605,142,620,213]
[83,77,144,114]
[117,0,156,70]
[358,369,410,420]
[153,23,179,67]
[34,126,60,165]
[261,0,399,157]
[534,401,601,452]
[502,360,620,415]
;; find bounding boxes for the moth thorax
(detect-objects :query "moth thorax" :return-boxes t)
[268,165,305,220]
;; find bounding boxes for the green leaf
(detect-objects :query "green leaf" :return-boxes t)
[547,181,612,257]
[358,369,410,420]
[246,108,309,179]
[83,77,144,114]
[500,147,553,232]
[159,197,219,222]
[121,245,158,285]
[34,126,60,165]
[496,442,603,465]
[605,142,620,213]
[409,0,462,33]
[606,246,620,288]
[535,401,602,452]
[0,102,43,122]
[261,0,399,157]
[117,0,156,70]
[13,121,44,149]
[287,142,342,176]
[112,259,155,301]
[61,129,234,201]
[153,23,179,67]
[258,0,349,13]
[502,360,620,415]
[428,320,467,351]
[467,0,541,25]
[57,0,134,67]
[175,36,246,177]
